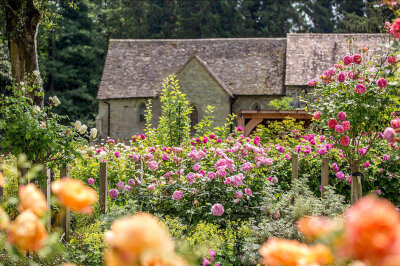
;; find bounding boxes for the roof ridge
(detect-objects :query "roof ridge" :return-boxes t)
[175,55,234,98]
[109,38,286,42]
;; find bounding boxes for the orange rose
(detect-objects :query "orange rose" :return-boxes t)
[51,178,98,214]
[0,172,4,187]
[344,195,400,264]
[18,183,48,217]
[0,207,10,230]
[259,238,310,266]
[297,215,339,241]
[8,210,47,252]
[308,244,334,265]
[104,213,177,266]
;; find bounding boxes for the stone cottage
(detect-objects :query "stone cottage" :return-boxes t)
[96,33,389,139]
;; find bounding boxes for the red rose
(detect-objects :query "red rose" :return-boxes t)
[328,119,338,129]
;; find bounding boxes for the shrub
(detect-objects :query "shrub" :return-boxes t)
[240,179,348,265]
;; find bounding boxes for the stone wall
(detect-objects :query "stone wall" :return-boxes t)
[96,97,162,140]
[177,58,231,129]
[96,58,232,139]
[232,95,283,114]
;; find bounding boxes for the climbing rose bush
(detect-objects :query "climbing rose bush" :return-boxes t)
[307,43,399,201]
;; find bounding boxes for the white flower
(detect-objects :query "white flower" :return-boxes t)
[20,81,25,86]
[74,121,82,130]
[97,151,107,161]
[21,87,25,92]
[79,124,87,135]
[33,70,40,77]
[39,122,46,129]
[33,106,41,113]
[90,128,97,139]
[50,96,61,107]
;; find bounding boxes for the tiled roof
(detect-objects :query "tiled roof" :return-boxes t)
[285,33,390,86]
[97,38,286,99]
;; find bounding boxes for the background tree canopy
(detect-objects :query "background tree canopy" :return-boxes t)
[0,0,394,126]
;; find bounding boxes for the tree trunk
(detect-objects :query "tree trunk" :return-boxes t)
[351,162,362,203]
[4,0,44,107]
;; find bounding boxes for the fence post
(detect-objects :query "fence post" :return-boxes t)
[43,168,53,232]
[99,162,107,214]
[291,153,298,181]
[60,166,71,242]
[321,158,329,198]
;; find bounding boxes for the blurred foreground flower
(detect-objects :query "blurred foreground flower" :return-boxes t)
[344,196,400,265]
[0,207,10,230]
[104,213,187,266]
[51,178,98,214]
[259,238,333,266]
[8,210,47,252]
[0,172,4,187]
[296,215,340,241]
[18,183,48,217]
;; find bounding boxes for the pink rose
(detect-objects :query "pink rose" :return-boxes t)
[355,84,366,95]
[313,111,321,121]
[328,119,338,129]
[172,190,183,200]
[376,78,387,88]
[335,125,345,134]
[211,204,224,216]
[161,153,169,161]
[308,79,317,87]
[343,55,352,65]
[192,164,201,172]
[342,121,351,131]
[390,117,400,129]
[207,172,216,179]
[336,171,345,180]
[245,188,252,196]
[318,148,327,155]
[384,127,395,142]
[337,111,347,121]
[340,135,350,146]
[338,72,346,82]
[352,54,362,64]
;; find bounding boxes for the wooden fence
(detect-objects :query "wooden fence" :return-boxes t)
[1,153,331,242]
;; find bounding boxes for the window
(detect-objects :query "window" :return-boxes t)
[252,102,261,111]
[190,105,199,133]
[139,103,146,122]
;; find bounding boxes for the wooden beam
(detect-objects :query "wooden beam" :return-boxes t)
[244,118,263,137]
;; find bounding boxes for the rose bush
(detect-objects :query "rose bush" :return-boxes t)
[306,40,399,201]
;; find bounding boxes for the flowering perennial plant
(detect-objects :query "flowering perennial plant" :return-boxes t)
[307,41,399,201]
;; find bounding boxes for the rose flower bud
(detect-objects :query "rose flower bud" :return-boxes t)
[18,184,48,217]
[8,210,47,252]
[51,178,98,214]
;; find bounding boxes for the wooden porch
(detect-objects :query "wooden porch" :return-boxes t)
[237,110,313,137]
